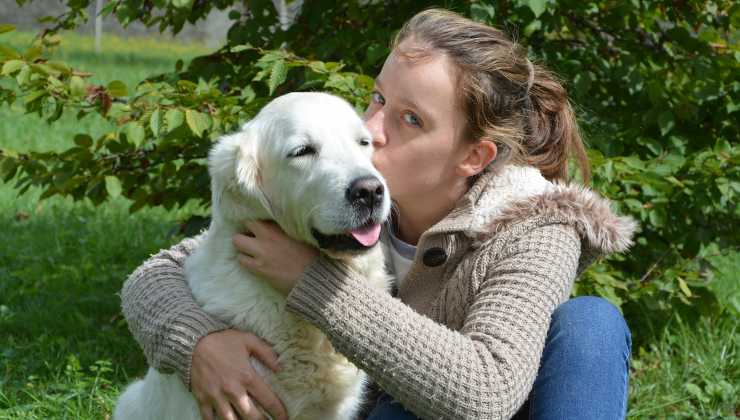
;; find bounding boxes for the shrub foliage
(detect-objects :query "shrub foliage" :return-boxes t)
[1,0,737,340]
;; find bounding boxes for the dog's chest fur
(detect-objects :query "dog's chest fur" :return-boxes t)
[184,225,390,418]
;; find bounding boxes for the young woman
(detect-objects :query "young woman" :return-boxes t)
[121,9,636,420]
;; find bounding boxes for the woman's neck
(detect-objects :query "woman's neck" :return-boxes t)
[393,179,469,245]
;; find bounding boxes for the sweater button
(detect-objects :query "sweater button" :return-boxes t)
[423,247,447,267]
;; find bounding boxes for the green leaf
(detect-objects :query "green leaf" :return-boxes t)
[69,75,86,97]
[105,176,122,197]
[230,44,253,53]
[0,24,15,34]
[126,122,145,147]
[171,0,193,9]
[165,109,184,132]
[107,80,128,98]
[268,59,287,95]
[677,278,692,297]
[470,3,495,23]
[23,89,45,104]
[658,111,674,136]
[150,108,162,136]
[2,59,24,75]
[185,109,210,137]
[523,0,548,17]
[0,44,20,59]
[73,134,93,148]
[24,45,42,61]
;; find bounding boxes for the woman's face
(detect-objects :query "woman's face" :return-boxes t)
[364,41,471,207]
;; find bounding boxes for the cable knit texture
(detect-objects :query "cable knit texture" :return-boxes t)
[120,234,230,388]
[120,163,637,418]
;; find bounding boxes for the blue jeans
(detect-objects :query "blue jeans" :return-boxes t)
[366,296,632,420]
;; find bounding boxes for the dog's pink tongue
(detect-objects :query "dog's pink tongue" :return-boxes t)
[350,223,381,246]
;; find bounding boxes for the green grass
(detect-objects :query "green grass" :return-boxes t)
[0,30,208,419]
[0,189,185,419]
[628,315,738,419]
[1,30,738,419]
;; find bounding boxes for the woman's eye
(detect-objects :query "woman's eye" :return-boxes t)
[290,145,317,158]
[402,112,422,127]
[371,91,385,105]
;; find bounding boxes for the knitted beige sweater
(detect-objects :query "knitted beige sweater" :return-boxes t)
[121,164,637,419]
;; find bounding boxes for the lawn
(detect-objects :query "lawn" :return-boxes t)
[0,31,737,419]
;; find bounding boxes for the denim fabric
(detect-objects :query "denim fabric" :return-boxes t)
[365,296,632,420]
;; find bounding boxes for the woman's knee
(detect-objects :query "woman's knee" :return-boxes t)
[550,296,632,359]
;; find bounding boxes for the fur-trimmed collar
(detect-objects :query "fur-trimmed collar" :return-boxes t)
[429,163,638,259]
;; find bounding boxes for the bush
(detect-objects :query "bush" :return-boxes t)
[1,0,737,341]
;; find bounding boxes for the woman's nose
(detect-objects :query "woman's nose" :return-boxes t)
[364,107,386,147]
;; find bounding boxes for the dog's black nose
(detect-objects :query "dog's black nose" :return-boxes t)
[347,176,384,209]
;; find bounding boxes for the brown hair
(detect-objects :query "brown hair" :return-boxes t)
[392,8,591,184]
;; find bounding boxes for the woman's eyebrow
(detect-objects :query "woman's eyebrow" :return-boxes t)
[399,96,433,122]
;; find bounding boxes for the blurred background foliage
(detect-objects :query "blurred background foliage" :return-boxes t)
[0,1,738,416]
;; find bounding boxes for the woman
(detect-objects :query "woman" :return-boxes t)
[121,9,636,420]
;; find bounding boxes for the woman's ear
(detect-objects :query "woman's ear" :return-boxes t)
[456,140,497,177]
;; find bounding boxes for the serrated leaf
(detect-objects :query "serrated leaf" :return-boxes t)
[0,24,15,34]
[185,109,210,137]
[165,109,184,132]
[268,59,287,95]
[126,122,145,147]
[69,75,86,97]
[150,108,162,136]
[2,59,23,75]
[107,80,128,98]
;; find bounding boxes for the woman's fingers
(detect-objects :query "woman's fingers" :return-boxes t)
[240,369,288,420]
[214,400,239,420]
[197,402,215,420]
[233,233,260,258]
[237,253,262,271]
[230,393,266,420]
[243,333,282,373]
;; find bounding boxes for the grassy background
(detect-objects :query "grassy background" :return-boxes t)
[0,31,737,419]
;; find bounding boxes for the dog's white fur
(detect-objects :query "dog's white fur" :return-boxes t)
[115,92,392,420]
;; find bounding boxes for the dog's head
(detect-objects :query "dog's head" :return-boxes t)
[209,92,391,254]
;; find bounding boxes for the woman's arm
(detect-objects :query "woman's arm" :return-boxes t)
[120,234,289,420]
[120,234,229,386]
[286,223,582,419]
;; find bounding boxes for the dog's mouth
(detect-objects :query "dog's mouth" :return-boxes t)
[311,220,382,252]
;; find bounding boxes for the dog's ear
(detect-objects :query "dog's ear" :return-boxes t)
[208,125,271,222]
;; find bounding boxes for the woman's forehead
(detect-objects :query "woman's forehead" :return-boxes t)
[377,47,459,120]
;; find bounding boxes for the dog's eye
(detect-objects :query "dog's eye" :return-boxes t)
[289,145,317,158]
[359,138,370,146]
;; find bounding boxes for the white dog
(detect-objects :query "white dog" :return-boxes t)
[115,92,392,420]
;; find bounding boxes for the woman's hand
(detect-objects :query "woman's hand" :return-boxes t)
[191,329,288,420]
[233,220,319,295]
